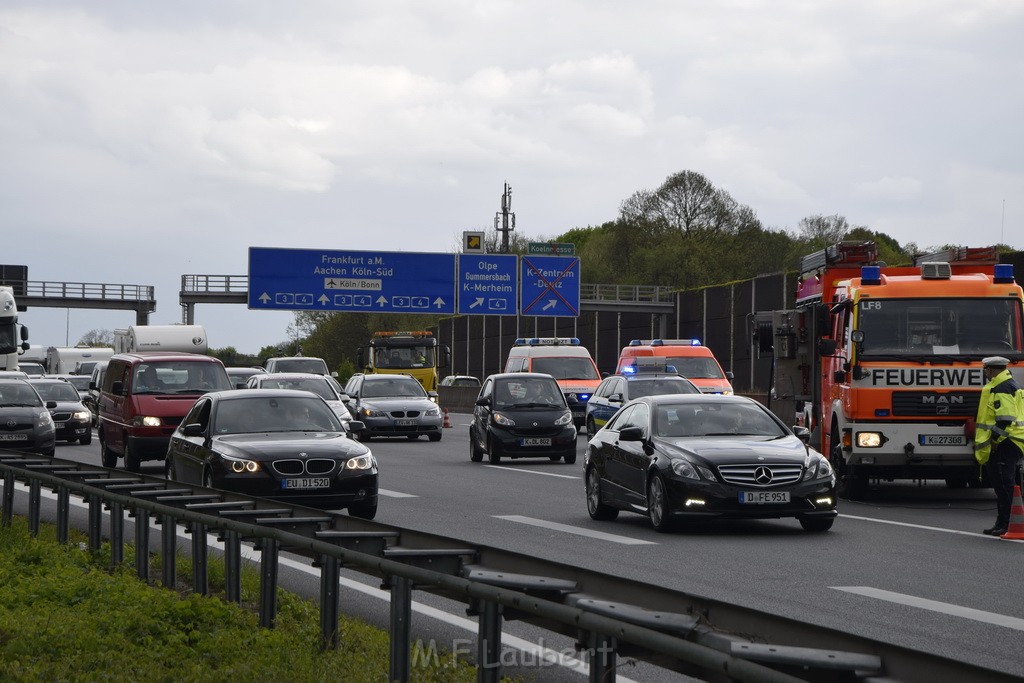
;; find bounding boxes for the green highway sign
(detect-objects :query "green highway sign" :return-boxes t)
[527,242,575,256]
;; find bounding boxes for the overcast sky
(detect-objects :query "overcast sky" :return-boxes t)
[3,1,1022,354]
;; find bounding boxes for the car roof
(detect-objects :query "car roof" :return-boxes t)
[632,394,752,406]
[112,352,221,362]
[205,388,324,401]
[484,372,559,382]
[0,377,31,385]
[259,372,329,380]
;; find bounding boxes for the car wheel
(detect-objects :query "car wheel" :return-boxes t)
[124,439,140,473]
[563,449,577,465]
[79,431,92,446]
[100,434,117,468]
[586,415,597,435]
[470,432,484,462]
[647,474,675,532]
[799,517,834,532]
[428,431,442,442]
[831,425,867,500]
[549,455,562,462]
[65,437,77,444]
[586,466,619,521]
[407,434,420,440]
[487,435,501,464]
[348,498,378,520]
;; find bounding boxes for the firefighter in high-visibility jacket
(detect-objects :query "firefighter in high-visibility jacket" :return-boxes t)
[974,356,1024,536]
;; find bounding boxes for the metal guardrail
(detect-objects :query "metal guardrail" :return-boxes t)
[181,275,250,294]
[2,450,1017,683]
[24,280,154,302]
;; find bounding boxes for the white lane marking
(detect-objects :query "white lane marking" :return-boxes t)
[377,488,418,498]
[833,586,1024,632]
[495,515,657,545]
[483,465,579,480]
[12,481,635,680]
[839,514,1024,541]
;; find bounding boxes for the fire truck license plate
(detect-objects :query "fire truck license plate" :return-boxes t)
[739,491,790,504]
[919,435,966,446]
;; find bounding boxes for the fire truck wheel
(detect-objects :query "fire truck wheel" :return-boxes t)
[831,427,868,501]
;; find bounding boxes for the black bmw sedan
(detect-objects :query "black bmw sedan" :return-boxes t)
[165,389,378,518]
[584,394,837,532]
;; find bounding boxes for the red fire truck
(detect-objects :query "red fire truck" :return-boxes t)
[754,241,1024,499]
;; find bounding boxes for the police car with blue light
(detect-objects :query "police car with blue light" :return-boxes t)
[585,358,701,434]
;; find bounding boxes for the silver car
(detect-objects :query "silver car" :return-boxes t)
[343,373,443,442]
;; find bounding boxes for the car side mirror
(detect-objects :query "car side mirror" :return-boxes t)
[235,382,247,389]
[111,380,124,396]
[726,371,734,381]
[347,420,365,433]
[619,425,644,441]
[610,393,623,403]
[182,423,204,437]
[89,381,96,391]
[45,400,58,410]
[791,425,811,443]
[818,338,837,356]
[476,396,491,407]
[565,394,579,405]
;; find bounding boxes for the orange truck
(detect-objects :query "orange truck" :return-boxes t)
[753,241,1023,499]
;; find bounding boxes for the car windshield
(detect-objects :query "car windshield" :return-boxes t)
[273,359,328,374]
[654,402,786,438]
[31,382,80,402]
[214,396,342,434]
[134,361,233,395]
[627,378,700,397]
[261,377,335,400]
[493,379,564,409]
[374,345,434,369]
[19,362,46,375]
[664,357,726,380]
[362,377,427,398]
[531,357,600,380]
[64,376,92,391]
[0,383,42,407]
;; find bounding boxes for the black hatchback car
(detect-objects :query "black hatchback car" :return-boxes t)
[28,378,93,445]
[470,373,578,464]
[584,394,838,532]
[165,389,378,518]
[0,378,57,456]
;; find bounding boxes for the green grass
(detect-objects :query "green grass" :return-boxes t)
[0,517,486,682]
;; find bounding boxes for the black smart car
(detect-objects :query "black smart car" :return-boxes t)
[470,373,578,464]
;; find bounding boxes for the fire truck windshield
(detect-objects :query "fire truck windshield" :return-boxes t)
[856,298,1023,358]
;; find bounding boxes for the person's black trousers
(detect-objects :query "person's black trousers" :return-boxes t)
[986,439,1023,528]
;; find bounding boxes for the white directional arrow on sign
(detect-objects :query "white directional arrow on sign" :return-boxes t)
[376,295,388,306]
[318,294,330,305]
[259,293,271,303]
[469,297,484,309]
[433,297,446,308]
[542,299,557,311]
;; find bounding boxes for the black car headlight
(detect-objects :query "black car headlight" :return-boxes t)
[223,454,260,473]
[345,454,376,470]
[671,459,699,480]
[803,455,834,481]
[493,411,515,427]
[359,407,385,418]
[554,411,573,427]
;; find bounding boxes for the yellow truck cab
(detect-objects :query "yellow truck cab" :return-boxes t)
[616,339,733,394]
[503,337,600,427]
[357,331,451,392]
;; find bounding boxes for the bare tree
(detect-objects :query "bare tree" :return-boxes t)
[77,329,115,347]
[798,214,851,249]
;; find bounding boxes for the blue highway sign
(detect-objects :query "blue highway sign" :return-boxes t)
[248,247,456,314]
[520,256,580,317]
[457,254,518,315]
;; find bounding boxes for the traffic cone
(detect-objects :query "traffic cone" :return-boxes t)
[442,408,453,429]
[1000,485,1024,540]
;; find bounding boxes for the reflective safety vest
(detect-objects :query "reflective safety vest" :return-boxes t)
[974,368,1024,466]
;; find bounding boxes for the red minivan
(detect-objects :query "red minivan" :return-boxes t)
[97,352,231,471]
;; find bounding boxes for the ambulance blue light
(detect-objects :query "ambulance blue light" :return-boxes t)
[994,264,1015,283]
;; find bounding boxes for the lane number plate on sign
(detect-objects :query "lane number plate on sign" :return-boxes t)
[282,478,330,489]
[739,491,790,504]
[919,435,966,446]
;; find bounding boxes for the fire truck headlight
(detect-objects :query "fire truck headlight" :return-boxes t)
[856,431,883,448]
